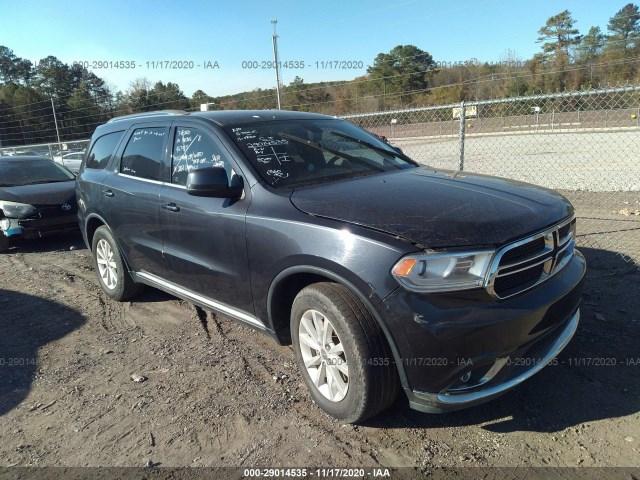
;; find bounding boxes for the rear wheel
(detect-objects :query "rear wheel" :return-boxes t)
[291,282,399,423]
[92,226,143,301]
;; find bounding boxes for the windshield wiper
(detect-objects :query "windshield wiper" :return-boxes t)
[278,133,385,172]
[328,130,415,164]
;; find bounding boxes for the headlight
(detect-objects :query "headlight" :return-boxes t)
[0,200,37,219]
[391,250,495,293]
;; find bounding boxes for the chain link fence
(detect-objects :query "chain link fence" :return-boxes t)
[1,139,89,161]
[3,86,639,263]
[343,85,640,264]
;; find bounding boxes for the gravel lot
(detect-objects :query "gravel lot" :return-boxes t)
[0,232,638,472]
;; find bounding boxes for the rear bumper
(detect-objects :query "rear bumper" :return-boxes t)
[406,309,579,413]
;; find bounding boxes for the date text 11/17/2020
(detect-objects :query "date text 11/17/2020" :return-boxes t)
[241,60,364,69]
[72,60,220,70]
[71,60,367,71]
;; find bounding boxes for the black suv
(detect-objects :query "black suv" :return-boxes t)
[77,110,585,422]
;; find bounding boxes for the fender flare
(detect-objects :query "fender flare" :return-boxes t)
[267,265,410,390]
[83,212,110,248]
[84,214,135,274]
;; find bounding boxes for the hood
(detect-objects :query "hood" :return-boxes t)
[290,167,573,248]
[0,180,76,207]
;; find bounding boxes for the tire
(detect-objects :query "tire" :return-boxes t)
[0,233,9,253]
[91,226,143,301]
[291,282,399,423]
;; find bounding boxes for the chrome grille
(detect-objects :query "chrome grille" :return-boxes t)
[499,237,545,264]
[486,217,576,299]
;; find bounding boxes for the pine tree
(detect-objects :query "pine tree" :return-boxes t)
[606,3,640,54]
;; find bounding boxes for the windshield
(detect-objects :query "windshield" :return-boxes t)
[223,119,417,188]
[0,159,75,186]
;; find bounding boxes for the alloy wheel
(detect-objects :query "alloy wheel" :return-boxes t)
[298,309,349,402]
[96,239,118,290]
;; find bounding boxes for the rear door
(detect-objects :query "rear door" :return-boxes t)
[100,123,168,275]
[158,122,254,314]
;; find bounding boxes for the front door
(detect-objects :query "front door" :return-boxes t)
[159,123,254,315]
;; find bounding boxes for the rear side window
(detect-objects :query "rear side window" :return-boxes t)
[120,127,166,181]
[171,127,231,186]
[86,131,124,169]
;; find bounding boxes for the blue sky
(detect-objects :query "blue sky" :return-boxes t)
[0,0,632,97]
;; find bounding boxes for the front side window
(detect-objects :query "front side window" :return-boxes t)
[86,131,124,169]
[171,127,230,186]
[223,119,416,188]
[120,127,166,181]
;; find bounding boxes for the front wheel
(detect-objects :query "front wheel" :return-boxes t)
[291,282,399,423]
[91,226,143,301]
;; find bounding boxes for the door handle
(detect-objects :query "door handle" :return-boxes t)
[162,202,180,212]
[103,189,114,197]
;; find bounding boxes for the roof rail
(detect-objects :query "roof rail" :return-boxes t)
[106,110,188,123]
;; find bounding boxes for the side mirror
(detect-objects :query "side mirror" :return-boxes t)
[186,167,243,198]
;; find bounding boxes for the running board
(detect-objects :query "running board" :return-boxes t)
[135,271,265,330]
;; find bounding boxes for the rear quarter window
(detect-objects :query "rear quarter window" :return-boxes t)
[85,131,125,169]
[120,127,166,181]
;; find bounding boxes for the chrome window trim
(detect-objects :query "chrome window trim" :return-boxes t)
[117,172,163,185]
[164,182,187,190]
[485,216,575,299]
[115,173,186,190]
[117,172,246,198]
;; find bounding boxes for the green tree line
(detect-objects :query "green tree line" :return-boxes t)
[1,4,639,146]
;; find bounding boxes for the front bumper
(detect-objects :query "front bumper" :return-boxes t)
[1,214,79,240]
[408,309,579,413]
[379,249,586,413]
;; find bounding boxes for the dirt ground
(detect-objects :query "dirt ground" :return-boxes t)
[0,232,638,471]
